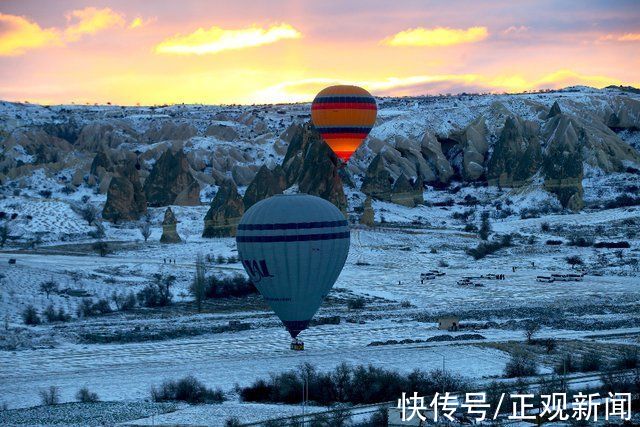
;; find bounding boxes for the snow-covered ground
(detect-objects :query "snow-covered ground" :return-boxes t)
[1,199,639,424]
[1,87,639,424]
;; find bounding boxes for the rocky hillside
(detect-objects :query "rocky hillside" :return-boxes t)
[0,86,639,222]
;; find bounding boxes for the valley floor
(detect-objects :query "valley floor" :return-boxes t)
[1,203,639,425]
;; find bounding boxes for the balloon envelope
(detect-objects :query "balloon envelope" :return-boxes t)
[311,85,377,162]
[236,194,350,338]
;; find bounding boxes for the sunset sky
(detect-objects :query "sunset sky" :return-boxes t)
[1,0,639,105]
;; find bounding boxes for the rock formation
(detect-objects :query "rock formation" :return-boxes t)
[459,116,490,180]
[281,124,347,212]
[202,181,244,238]
[419,132,454,183]
[541,113,585,211]
[75,122,137,150]
[160,207,181,243]
[205,124,239,141]
[390,173,423,207]
[143,148,200,206]
[102,162,147,222]
[361,154,394,201]
[143,121,197,143]
[243,165,287,210]
[487,116,542,187]
[360,196,375,226]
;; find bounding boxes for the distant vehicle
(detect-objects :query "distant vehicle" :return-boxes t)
[536,276,554,283]
[427,269,446,277]
[551,273,583,282]
[8,259,16,265]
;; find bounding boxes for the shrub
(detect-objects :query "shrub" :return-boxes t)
[463,223,478,232]
[39,386,60,406]
[22,305,40,325]
[541,222,551,232]
[43,304,71,323]
[604,194,640,209]
[151,376,225,404]
[554,354,577,375]
[92,241,109,257]
[579,351,602,372]
[615,349,638,369]
[77,298,113,317]
[593,241,630,249]
[600,370,639,394]
[347,297,366,310]
[75,387,99,403]
[504,352,538,378]
[137,274,175,307]
[239,363,471,406]
[568,235,593,247]
[565,255,584,268]
[204,274,256,299]
[467,235,513,260]
[121,292,137,311]
[224,418,242,427]
[39,190,53,199]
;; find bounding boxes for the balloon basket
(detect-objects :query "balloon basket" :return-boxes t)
[290,339,304,351]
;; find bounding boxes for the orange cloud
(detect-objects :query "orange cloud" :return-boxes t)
[64,7,126,41]
[0,13,62,56]
[618,33,640,41]
[599,32,640,42]
[383,26,488,47]
[0,8,133,56]
[154,23,302,55]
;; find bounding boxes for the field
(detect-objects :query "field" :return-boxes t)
[1,188,639,425]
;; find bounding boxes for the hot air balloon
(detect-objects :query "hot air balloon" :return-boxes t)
[236,194,350,350]
[311,85,377,163]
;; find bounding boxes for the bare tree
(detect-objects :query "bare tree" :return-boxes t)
[39,386,60,406]
[525,322,541,343]
[40,279,58,299]
[139,221,151,242]
[479,211,492,240]
[0,223,8,248]
[566,255,584,269]
[111,292,123,311]
[79,204,98,225]
[190,254,206,312]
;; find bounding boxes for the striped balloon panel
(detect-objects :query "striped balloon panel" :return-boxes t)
[311,85,377,162]
[236,194,350,339]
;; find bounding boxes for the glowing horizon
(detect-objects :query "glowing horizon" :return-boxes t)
[0,1,638,105]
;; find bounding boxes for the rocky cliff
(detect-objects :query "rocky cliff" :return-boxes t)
[202,181,244,238]
[102,161,147,222]
[143,148,200,207]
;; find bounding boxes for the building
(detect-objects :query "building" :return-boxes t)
[438,316,460,331]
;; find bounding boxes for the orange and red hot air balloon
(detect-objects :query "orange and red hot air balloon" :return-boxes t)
[311,85,377,163]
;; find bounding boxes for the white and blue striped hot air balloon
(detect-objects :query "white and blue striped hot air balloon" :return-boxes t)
[236,194,350,340]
